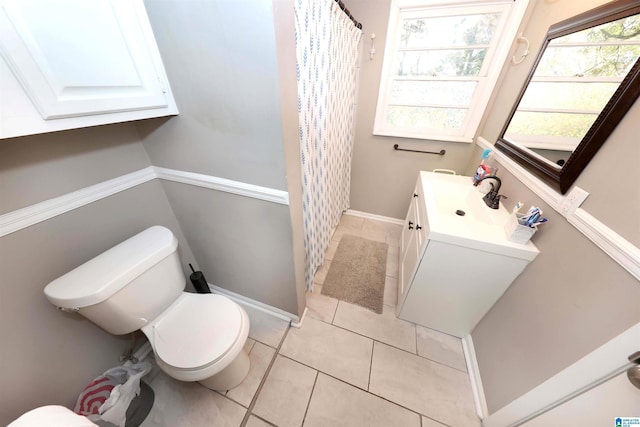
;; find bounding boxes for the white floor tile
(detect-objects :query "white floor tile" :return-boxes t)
[244,305,289,348]
[324,239,340,260]
[422,416,449,427]
[363,219,402,241]
[386,245,399,278]
[338,214,364,231]
[141,372,245,427]
[244,338,256,354]
[313,260,331,285]
[226,342,275,407]
[333,302,416,354]
[416,325,467,372]
[304,373,421,427]
[253,355,317,427]
[245,415,274,427]
[306,285,338,323]
[369,342,479,426]
[383,275,398,307]
[279,316,373,390]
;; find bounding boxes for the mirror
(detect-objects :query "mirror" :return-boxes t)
[496,0,640,194]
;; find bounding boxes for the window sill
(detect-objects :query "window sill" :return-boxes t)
[373,129,474,144]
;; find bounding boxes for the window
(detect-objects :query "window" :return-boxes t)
[374,0,521,142]
[504,13,640,152]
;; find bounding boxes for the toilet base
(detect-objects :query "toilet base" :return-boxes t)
[198,346,251,391]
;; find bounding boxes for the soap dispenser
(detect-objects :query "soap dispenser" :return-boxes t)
[473,149,498,192]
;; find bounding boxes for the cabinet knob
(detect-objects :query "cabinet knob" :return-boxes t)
[413,193,419,198]
[416,224,422,230]
[408,221,414,230]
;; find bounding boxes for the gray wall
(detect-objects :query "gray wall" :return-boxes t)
[471,0,640,413]
[346,0,484,220]
[0,127,196,425]
[138,0,304,315]
[0,123,149,213]
[138,0,287,191]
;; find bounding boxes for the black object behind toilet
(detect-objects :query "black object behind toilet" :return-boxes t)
[189,264,211,294]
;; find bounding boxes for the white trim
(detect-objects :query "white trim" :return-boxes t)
[462,334,489,420]
[0,166,291,238]
[373,0,529,141]
[153,166,290,205]
[569,208,640,280]
[344,209,404,225]
[291,307,307,329]
[477,137,640,281]
[208,283,300,325]
[483,322,640,427]
[0,167,157,238]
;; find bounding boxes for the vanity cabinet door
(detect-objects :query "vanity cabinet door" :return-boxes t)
[397,229,420,315]
[0,0,177,138]
[400,191,418,261]
[398,182,425,315]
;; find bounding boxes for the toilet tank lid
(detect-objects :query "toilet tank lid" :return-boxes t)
[44,226,178,308]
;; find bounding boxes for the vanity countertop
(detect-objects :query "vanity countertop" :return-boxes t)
[419,171,539,261]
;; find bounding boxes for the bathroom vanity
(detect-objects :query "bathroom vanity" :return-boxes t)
[397,172,539,337]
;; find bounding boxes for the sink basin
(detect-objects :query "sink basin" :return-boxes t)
[430,180,501,226]
[419,171,538,261]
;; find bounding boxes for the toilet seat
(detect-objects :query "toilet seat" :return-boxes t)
[141,293,249,381]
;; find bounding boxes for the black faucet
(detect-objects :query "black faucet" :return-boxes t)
[477,176,504,209]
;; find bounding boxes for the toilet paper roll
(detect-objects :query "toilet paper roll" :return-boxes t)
[190,270,211,294]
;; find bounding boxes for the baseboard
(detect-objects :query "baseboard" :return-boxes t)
[344,209,404,225]
[208,283,300,325]
[291,307,307,328]
[462,334,489,420]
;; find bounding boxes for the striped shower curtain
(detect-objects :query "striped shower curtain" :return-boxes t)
[294,0,362,290]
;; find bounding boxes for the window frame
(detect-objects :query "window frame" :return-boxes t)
[374,0,527,143]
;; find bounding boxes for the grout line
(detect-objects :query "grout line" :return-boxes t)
[331,300,339,324]
[283,358,427,422]
[238,326,291,427]
[301,370,320,426]
[367,340,375,391]
[249,414,278,426]
[316,313,469,374]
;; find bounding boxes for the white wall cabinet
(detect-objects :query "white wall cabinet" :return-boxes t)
[396,172,539,337]
[0,0,178,139]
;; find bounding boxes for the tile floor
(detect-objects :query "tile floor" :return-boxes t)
[140,214,480,427]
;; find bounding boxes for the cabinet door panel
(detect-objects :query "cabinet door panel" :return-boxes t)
[397,231,421,315]
[401,196,417,260]
[0,0,167,119]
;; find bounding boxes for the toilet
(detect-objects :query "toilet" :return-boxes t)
[44,225,250,391]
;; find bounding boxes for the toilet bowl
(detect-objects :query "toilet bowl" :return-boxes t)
[142,292,250,389]
[44,226,250,391]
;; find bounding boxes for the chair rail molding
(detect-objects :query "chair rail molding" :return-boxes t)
[0,167,157,238]
[153,166,289,205]
[0,166,290,238]
[477,137,640,281]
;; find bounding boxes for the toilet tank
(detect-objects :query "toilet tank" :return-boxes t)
[44,226,186,335]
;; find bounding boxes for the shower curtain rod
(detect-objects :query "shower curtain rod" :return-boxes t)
[334,0,362,29]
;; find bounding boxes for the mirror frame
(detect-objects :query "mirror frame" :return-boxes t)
[496,0,640,194]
